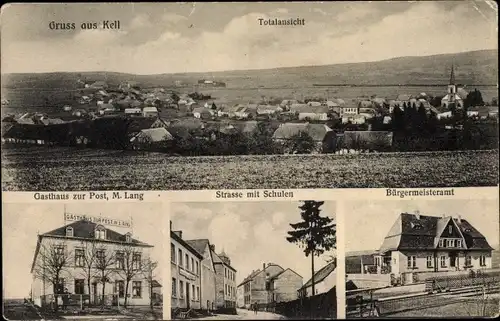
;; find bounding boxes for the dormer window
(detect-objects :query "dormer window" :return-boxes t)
[125,233,132,243]
[95,225,106,240]
[66,227,74,237]
[410,222,422,230]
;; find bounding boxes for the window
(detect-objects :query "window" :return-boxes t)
[178,249,183,267]
[172,278,177,297]
[426,256,433,268]
[439,239,444,247]
[448,226,452,234]
[407,256,416,269]
[95,226,106,240]
[480,256,486,266]
[179,281,184,298]
[465,256,472,267]
[75,249,85,267]
[116,252,124,269]
[115,280,125,298]
[55,278,65,294]
[125,233,132,243]
[457,240,462,248]
[132,281,142,298]
[440,256,447,268]
[192,284,195,301]
[196,262,199,275]
[191,257,194,272]
[74,279,85,295]
[446,240,454,248]
[132,253,142,270]
[185,254,189,270]
[171,244,176,263]
[55,245,65,256]
[66,227,73,237]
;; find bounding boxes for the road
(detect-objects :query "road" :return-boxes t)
[198,308,286,320]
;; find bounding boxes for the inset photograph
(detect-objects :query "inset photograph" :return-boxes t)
[170,200,337,320]
[344,199,499,318]
[2,203,165,320]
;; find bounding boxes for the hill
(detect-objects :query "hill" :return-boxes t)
[1,49,497,90]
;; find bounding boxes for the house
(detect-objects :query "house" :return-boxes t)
[345,251,378,274]
[170,222,203,312]
[183,239,217,311]
[339,105,359,117]
[62,105,72,112]
[124,108,142,116]
[30,219,154,308]
[257,105,282,115]
[142,107,158,118]
[230,105,257,120]
[307,101,322,107]
[289,104,329,121]
[211,248,237,309]
[89,81,108,90]
[272,123,336,153]
[192,107,215,120]
[377,212,494,278]
[298,260,336,298]
[151,280,162,305]
[129,127,174,149]
[280,99,299,109]
[238,263,302,308]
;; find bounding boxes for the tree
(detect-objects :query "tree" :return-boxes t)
[286,201,336,298]
[287,131,316,154]
[94,245,116,306]
[115,244,145,308]
[141,258,158,312]
[464,88,485,108]
[76,240,99,305]
[32,240,73,312]
[248,121,277,155]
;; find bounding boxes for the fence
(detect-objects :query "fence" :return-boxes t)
[40,294,91,310]
[263,287,336,319]
[425,270,500,292]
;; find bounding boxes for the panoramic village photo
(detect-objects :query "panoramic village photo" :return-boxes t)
[169,200,337,319]
[2,203,165,320]
[1,2,498,191]
[343,199,500,318]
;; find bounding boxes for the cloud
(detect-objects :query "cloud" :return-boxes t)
[1,2,497,74]
[130,14,153,29]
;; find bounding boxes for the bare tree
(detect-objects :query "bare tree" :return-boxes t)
[115,244,145,308]
[32,239,73,312]
[75,240,99,304]
[141,258,159,312]
[94,245,116,307]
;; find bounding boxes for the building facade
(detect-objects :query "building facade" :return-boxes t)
[30,219,153,308]
[238,263,302,308]
[378,212,494,277]
[212,248,237,309]
[184,239,217,311]
[170,224,203,311]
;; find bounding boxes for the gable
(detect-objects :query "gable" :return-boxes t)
[439,218,463,238]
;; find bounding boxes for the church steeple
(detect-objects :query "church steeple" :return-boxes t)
[449,63,456,85]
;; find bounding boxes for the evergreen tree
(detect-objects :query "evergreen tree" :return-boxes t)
[286,201,336,298]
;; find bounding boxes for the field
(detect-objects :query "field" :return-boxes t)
[1,146,498,191]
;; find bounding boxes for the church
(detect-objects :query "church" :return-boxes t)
[441,64,468,109]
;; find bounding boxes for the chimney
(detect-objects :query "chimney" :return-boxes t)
[415,210,420,220]
[170,220,172,231]
[457,215,462,224]
[263,263,266,273]
[210,244,215,252]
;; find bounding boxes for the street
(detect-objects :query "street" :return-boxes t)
[198,308,286,320]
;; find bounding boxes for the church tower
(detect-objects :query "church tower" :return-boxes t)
[447,64,457,106]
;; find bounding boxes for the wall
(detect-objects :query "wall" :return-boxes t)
[272,270,303,302]
[250,265,284,305]
[214,264,225,308]
[236,286,244,308]
[200,247,216,310]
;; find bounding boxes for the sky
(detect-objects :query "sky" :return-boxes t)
[345,199,500,253]
[2,202,166,299]
[171,201,336,286]
[1,1,497,74]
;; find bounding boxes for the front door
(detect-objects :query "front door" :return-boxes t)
[92,283,98,304]
[186,283,190,309]
[449,252,457,268]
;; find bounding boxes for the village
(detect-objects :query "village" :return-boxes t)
[2,66,498,155]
